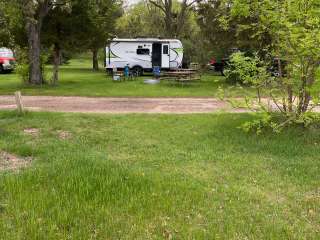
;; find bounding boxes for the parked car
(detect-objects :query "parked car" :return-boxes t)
[0,48,16,73]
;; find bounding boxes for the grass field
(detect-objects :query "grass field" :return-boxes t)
[0,111,319,239]
[0,58,251,97]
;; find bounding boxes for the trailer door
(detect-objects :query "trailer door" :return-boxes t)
[161,44,170,68]
[152,43,162,67]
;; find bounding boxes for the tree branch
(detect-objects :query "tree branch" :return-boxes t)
[186,0,198,8]
[149,0,165,13]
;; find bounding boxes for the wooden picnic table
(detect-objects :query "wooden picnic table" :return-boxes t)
[161,70,201,83]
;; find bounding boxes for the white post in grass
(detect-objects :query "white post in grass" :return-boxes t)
[14,91,24,114]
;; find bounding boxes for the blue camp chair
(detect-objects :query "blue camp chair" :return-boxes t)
[124,65,130,77]
[153,66,161,78]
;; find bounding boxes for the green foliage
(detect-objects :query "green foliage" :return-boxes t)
[0,0,25,47]
[224,52,269,85]
[0,1,12,47]
[116,2,164,38]
[196,0,272,62]
[240,112,275,135]
[82,0,122,49]
[15,64,29,84]
[241,112,320,135]
[40,52,50,83]
[15,49,50,84]
[14,49,29,84]
[222,0,320,131]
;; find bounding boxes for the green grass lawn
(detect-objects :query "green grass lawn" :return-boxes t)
[0,58,251,97]
[0,111,319,239]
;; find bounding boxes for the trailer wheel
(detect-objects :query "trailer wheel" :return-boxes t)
[132,66,143,77]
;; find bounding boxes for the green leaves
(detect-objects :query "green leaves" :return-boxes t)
[222,0,320,131]
[224,52,269,86]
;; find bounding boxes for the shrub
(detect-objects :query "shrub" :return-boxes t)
[14,48,29,84]
[225,0,320,133]
[15,48,49,84]
[224,52,267,85]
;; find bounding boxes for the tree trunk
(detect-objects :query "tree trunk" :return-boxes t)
[297,77,307,115]
[103,46,106,68]
[301,67,317,113]
[52,43,61,85]
[23,0,53,85]
[164,11,173,37]
[176,1,188,37]
[27,23,43,85]
[92,49,99,71]
[164,1,174,37]
[302,93,311,113]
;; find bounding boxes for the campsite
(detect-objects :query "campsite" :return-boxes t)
[1,0,320,239]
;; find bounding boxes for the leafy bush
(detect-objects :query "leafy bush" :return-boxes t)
[14,48,29,84]
[15,48,49,84]
[224,0,320,133]
[16,64,29,84]
[224,52,268,85]
[241,112,320,135]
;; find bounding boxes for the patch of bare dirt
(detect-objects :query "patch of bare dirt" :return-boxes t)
[0,96,246,114]
[0,151,32,172]
[24,128,40,137]
[57,130,72,140]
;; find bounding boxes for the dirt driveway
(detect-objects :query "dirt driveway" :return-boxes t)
[0,96,246,114]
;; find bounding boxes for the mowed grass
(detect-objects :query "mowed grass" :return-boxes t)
[0,58,249,97]
[0,111,319,239]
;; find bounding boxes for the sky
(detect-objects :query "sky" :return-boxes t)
[126,0,141,5]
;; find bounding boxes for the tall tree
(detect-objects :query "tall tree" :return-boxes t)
[84,0,122,71]
[117,0,202,65]
[116,1,164,38]
[21,0,68,85]
[42,2,77,85]
[148,0,197,38]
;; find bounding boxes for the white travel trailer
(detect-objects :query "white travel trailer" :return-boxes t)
[106,38,183,75]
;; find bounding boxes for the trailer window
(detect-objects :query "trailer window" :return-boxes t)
[163,45,169,55]
[137,48,150,55]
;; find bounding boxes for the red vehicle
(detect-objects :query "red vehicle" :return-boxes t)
[0,48,16,73]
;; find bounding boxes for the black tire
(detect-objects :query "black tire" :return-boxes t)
[132,66,143,77]
[0,65,3,74]
[220,67,225,76]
